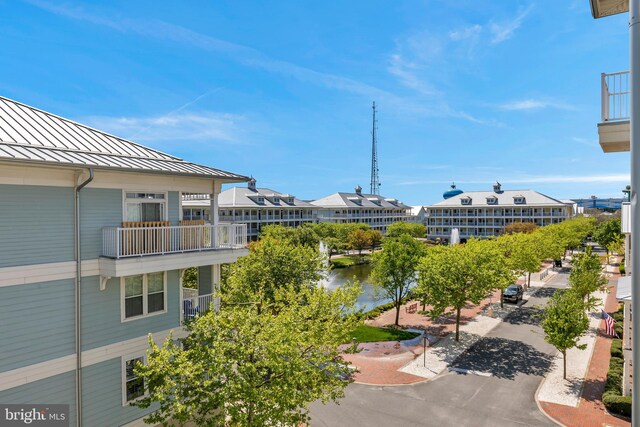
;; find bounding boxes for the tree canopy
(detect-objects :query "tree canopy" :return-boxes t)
[415,239,513,340]
[541,290,589,380]
[386,221,426,238]
[135,283,361,426]
[371,234,426,325]
[224,236,323,306]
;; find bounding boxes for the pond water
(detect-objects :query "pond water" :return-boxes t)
[320,263,391,311]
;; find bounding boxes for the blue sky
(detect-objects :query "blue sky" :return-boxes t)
[0,0,631,205]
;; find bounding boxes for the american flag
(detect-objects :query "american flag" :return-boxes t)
[602,310,618,338]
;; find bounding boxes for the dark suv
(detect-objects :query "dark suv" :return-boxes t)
[503,284,524,303]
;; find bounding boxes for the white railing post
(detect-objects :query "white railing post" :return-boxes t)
[602,72,609,121]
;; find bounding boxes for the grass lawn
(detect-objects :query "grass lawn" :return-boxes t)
[330,254,371,269]
[349,324,420,343]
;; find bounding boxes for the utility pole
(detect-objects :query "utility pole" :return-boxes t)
[370,101,380,195]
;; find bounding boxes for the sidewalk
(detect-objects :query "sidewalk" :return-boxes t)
[538,268,631,427]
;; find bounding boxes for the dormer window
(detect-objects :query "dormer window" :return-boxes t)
[513,196,526,204]
[461,196,472,206]
[273,197,280,204]
[256,197,265,204]
[287,197,294,204]
[486,196,498,205]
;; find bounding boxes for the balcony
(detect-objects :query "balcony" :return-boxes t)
[599,71,630,153]
[181,288,215,323]
[100,222,248,278]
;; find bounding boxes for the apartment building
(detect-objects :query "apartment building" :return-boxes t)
[426,182,573,241]
[0,96,248,426]
[311,186,413,234]
[183,178,318,241]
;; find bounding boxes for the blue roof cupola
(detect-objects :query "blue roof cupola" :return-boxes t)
[443,183,463,200]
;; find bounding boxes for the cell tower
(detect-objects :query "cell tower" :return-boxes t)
[370,101,381,195]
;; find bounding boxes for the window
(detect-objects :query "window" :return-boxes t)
[123,356,145,404]
[124,192,166,222]
[121,272,166,321]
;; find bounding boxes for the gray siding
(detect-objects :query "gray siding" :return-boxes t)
[0,371,76,426]
[81,271,181,351]
[168,191,180,224]
[80,188,122,260]
[198,265,213,295]
[83,358,156,427]
[0,184,74,267]
[0,279,75,372]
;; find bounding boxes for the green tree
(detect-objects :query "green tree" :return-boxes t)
[593,218,622,260]
[371,235,426,326]
[368,229,383,252]
[260,224,320,248]
[347,228,372,258]
[182,267,198,289]
[386,222,426,238]
[504,221,538,235]
[568,247,607,310]
[416,239,512,341]
[513,233,543,289]
[135,283,361,426]
[541,290,589,380]
[225,236,323,306]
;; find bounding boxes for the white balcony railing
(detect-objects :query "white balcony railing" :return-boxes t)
[102,223,247,259]
[181,291,214,322]
[602,71,630,122]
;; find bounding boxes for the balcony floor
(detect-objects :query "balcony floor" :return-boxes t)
[598,120,629,153]
[99,247,248,278]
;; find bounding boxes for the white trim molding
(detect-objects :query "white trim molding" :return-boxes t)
[0,327,188,392]
[0,260,100,288]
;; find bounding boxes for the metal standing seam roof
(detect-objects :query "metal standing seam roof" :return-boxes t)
[311,192,411,209]
[0,96,248,181]
[427,189,571,208]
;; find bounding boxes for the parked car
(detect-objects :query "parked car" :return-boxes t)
[503,284,524,303]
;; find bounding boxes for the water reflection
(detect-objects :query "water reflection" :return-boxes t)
[320,264,390,311]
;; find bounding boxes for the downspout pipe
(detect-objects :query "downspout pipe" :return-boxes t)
[74,168,93,427]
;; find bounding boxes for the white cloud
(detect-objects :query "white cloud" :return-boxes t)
[449,24,483,42]
[498,98,573,111]
[490,4,534,44]
[83,112,248,144]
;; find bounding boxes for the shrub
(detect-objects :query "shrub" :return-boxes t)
[603,344,632,417]
[602,393,632,418]
[619,259,625,275]
[610,339,623,359]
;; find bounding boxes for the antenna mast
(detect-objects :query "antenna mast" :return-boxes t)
[370,101,380,195]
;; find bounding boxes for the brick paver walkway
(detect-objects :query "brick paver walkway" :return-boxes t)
[539,268,631,427]
[342,288,504,385]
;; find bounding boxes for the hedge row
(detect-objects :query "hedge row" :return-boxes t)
[603,305,632,418]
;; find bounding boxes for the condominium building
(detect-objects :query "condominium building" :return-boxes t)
[0,96,248,426]
[426,182,573,241]
[183,178,318,240]
[311,186,413,234]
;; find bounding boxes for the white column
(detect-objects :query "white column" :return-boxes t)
[210,181,220,247]
[630,0,640,417]
[626,234,632,274]
[212,264,221,311]
[625,301,632,350]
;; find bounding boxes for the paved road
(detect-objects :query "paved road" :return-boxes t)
[309,274,569,427]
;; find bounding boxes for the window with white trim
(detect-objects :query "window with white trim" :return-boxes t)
[123,356,145,404]
[124,192,166,222]
[122,272,166,321]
